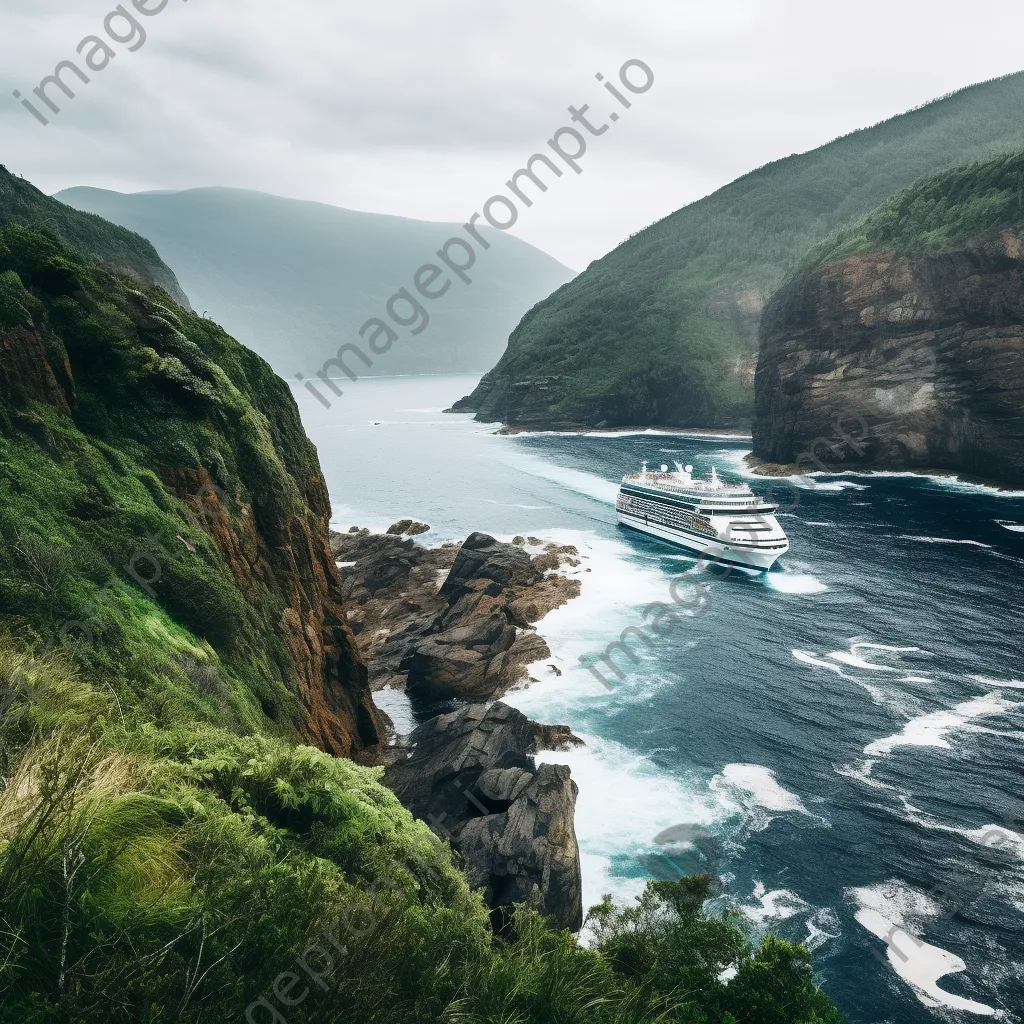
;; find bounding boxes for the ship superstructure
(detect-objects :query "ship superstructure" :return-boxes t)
[615,462,789,571]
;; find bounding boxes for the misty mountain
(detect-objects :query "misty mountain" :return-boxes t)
[55,185,575,380]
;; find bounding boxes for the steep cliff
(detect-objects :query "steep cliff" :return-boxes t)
[0,219,379,756]
[753,153,1024,486]
[0,166,190,308]
[455,71,1024,430]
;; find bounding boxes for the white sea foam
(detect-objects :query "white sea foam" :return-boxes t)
[971,675,1024,689]
[764,572,828,594]
[793,649,850,676]
[897,535,993,549]
[740,881,810,924]
[995,520,1024,533]
[793,646,928,712]
[798,479,870,491]
[897,798,1024,860]
[850,881,997,1015]
[829,644,923,673]
[711,764,810,816]
[372,686,416,737]
[864,693,1014,758]
[805,907,842,951]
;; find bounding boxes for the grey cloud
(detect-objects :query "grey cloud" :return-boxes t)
[3,0,1024,269]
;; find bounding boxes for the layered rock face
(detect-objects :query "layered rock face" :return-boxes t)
[753,231,1024,487]
[332,528,581,705]
[385,702,584,931]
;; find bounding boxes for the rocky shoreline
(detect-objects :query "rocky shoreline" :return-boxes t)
[330,522,587,930]
[742,452,1022,492]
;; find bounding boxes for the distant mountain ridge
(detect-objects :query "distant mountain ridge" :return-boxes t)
[453,71,1024,430]
[0,165,188,306]
[55,185,575,380]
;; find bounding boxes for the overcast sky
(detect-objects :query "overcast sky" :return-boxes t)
[2,0,1024,270]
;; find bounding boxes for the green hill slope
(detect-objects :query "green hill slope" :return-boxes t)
[56,185,575,379]
[454,71,1024,429]
[0,166,189,307]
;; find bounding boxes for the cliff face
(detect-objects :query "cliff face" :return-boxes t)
[0,220,379,758]
[753,231,1024,486]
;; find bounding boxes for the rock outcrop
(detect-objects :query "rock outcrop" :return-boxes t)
[753,231,1024,487]
[385,702,584,931]
[331,529,581,706]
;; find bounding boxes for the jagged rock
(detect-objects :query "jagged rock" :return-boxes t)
[532,722,585,751]
[386,519,430,536]
[439,531,543,600]
[384,702,583,931]
[330,528,579,705]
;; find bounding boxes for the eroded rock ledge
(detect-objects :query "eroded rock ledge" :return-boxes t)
[385,702,584,931]
[331,528,582,707]
[333,525,586,930]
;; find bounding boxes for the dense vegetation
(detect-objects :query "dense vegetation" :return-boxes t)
[0,218,841,1021]
[0,222,338,738]
[467,71,1024,428]
[798,149,1024,270]
[56,185,575,378]
[0,167,188,306]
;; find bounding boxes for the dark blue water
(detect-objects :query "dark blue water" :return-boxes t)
[297,374,1024,1024]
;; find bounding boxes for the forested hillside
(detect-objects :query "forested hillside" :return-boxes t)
[454,71,1024,429]
[0,167,188,307]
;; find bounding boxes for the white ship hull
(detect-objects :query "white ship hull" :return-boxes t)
[616,510,787,572]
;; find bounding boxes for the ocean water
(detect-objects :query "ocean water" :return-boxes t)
[296,373,1024,1023]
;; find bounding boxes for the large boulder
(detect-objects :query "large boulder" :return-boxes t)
[439,531,543,600]
[384,702,584,932]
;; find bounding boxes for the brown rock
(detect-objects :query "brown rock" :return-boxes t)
[384,702,583,931]
[754,233,1024,487]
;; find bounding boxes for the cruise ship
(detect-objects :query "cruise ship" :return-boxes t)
[616,462,789,571]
